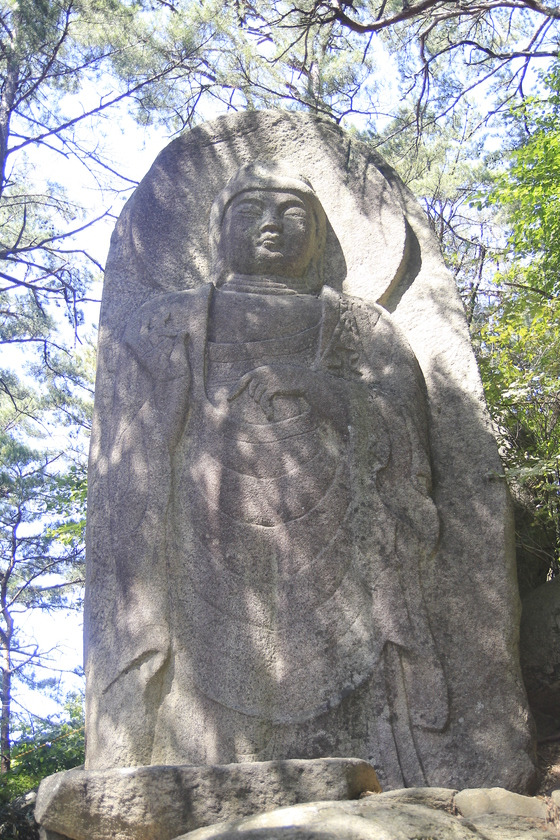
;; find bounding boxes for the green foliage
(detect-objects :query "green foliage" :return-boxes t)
[0,384,86,772]
[0,695,84,803]
[0,792,37,840]
[0,695,84,840]
[0,431,84,603]
[47,464,88,547]
[476,66,560,589]
[477,294,560,586]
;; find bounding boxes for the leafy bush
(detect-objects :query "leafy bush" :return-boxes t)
[0,695,84,838]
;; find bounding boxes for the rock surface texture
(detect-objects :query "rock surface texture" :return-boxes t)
[35,759,380,840]
[80,109,534,794]
[173,788,560,840]
[84,108,535,789]
[36,785,560,840]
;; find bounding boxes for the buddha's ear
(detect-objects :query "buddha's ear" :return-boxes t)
[303,247,324,294]
[211,254,228,287]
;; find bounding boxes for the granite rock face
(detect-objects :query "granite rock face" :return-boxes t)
[35,759,380,840]
[83,111,534,791]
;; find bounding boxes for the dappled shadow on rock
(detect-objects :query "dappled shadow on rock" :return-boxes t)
[83,110,535,794]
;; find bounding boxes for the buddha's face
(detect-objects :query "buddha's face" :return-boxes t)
[221,189,317,284]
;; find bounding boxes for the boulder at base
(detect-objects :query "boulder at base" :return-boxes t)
[174,788,559,840]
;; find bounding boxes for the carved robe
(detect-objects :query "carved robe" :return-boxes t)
[85,282,448,787]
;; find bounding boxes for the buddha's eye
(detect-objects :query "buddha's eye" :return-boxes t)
[283,205,307,219]
[231,201,263,220]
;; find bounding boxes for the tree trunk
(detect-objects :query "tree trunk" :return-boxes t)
[1,648,11,773]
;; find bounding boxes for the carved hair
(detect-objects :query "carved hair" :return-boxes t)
[209,161,327,291]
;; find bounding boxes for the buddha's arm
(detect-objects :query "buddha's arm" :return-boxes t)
[124,292,193,448]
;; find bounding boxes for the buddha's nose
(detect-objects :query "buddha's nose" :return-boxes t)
[259,209,282,232]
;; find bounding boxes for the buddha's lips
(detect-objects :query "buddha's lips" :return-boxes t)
[258,235,282,249]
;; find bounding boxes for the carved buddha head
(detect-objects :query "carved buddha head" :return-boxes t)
[209,162,327,293]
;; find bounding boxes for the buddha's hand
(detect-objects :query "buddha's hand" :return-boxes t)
[228,365,308,421]
[126,295,190,382]
[228,364,353,436]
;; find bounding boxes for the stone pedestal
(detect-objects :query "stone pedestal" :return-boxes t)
[35,758,380,840]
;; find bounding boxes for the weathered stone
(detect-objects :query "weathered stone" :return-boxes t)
[82,110,534,794]
[373,785,457,811]
[35,758,379,840]
[173,798,556,840]
[454,788,548,820]
[177,800,484,840]
[520,576,560,717]
[459,815,553,840]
